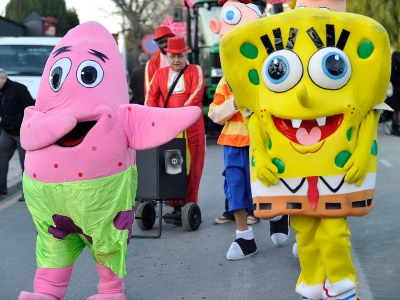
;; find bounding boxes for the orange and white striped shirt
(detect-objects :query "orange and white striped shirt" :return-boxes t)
[208,77,250,147]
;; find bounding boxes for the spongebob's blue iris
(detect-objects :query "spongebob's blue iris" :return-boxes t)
[322,53,347,79]
[267,56,289,84]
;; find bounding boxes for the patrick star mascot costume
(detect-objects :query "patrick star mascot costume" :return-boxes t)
[18,22,200,300]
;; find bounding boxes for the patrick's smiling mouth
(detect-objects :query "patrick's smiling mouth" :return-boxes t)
[272,114,344,146]
[56,121,97,147]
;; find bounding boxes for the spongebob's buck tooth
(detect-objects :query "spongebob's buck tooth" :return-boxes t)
[316,117,326,126]
[292,119,302,128]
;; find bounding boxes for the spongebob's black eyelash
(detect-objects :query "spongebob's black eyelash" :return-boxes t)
[273,28,284,51]
[260,34,274,55]
[260,24,350,54]
[336,29,350,50]
[326,25,335,47]
[307,27,325,48]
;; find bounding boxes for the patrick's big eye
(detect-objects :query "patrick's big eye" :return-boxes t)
[48,58,72,92]
[77,60,104,88]
[308,47,351,90]
[222,6,242,25]
[262,50,303,93]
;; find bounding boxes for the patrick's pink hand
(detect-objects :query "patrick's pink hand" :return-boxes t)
[120,104,201,150]
[21,107,77,151]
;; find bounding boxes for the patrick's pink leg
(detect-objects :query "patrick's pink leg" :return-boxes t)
[87,263,125,300]
[19,265,73,300]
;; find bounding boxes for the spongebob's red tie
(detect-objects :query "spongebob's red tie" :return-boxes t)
[306,176,319,210]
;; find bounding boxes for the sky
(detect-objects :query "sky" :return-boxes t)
[0,0,122,34]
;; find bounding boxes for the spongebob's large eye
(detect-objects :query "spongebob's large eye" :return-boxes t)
[308,47,351,90]
[76,60,104,88]
[246,4,263,16]
[48,58,72,92]
[222,6,242,25]
[262,50,303,93]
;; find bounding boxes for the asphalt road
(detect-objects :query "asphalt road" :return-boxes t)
[0,124,399,300]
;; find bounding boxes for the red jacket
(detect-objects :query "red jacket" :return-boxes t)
[145,64,205,109]
[145,64,206,206]
[144,53,169,93]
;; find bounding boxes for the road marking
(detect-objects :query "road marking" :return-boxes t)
[352,250,374,300]
[0,193,22,212]
[379,159,393,167]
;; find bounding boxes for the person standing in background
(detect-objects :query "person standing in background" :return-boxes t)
[144,26,175,93]
[385,51,400,136]
[209,0,291,262]
[0,68,35,201]
[145,37,205,225]
[129,52,150,105]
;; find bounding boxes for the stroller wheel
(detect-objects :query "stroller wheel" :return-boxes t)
[182,202,201,231]
[135,202,156,230]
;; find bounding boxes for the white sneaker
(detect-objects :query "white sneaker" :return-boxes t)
[292,242,298,259]
[226,227,258,260]
[271,232,290,246]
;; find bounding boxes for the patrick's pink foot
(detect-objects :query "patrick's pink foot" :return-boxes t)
[87,293,126,300]
[18,291,58,300]
[89,264,125,300]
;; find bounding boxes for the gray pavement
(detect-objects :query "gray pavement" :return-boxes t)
[0,124,400,299]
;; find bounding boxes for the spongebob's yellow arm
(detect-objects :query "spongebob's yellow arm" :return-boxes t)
[248,114,279,186]
[343,109,380,186]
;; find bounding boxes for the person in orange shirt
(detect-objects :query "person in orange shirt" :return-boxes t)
[208,0,290,260]
[145,37,205,225]
[144,26,175,93]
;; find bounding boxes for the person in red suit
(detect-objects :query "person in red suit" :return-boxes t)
[144,26,175,93]
[145,37,205,225]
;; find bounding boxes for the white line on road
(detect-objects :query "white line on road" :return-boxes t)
[352,250,374,300]
[0,193,22,212]
[379,159,393,167]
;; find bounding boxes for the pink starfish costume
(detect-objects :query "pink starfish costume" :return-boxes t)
[18,21,201,300]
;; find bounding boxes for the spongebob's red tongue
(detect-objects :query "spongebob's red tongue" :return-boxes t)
[295,127,322,146]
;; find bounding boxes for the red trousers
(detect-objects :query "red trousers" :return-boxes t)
[169,117,205,207]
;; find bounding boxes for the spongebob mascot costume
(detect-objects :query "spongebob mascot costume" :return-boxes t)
[219,4,391,300]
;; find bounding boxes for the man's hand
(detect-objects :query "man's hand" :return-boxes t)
[233,98,238,110]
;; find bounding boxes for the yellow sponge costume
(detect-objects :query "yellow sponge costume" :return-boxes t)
[220,8,390,300]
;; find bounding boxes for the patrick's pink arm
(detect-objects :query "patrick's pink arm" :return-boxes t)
[120,104,201,150]
[20,107,77,151]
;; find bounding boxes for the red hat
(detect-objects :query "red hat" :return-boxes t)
[154,26,175,41]
[164,37,190,54]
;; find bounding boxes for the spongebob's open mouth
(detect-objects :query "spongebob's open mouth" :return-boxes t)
[56,121,97,147]
[272,114,343,146]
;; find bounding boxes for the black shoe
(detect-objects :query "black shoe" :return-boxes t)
[270,215,289,235]
[163,210,182,226]
[270,215,290,246]
[391,131,400,136]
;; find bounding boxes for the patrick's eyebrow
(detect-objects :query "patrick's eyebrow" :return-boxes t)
[88,49,109,63]
[53,46,72,58]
